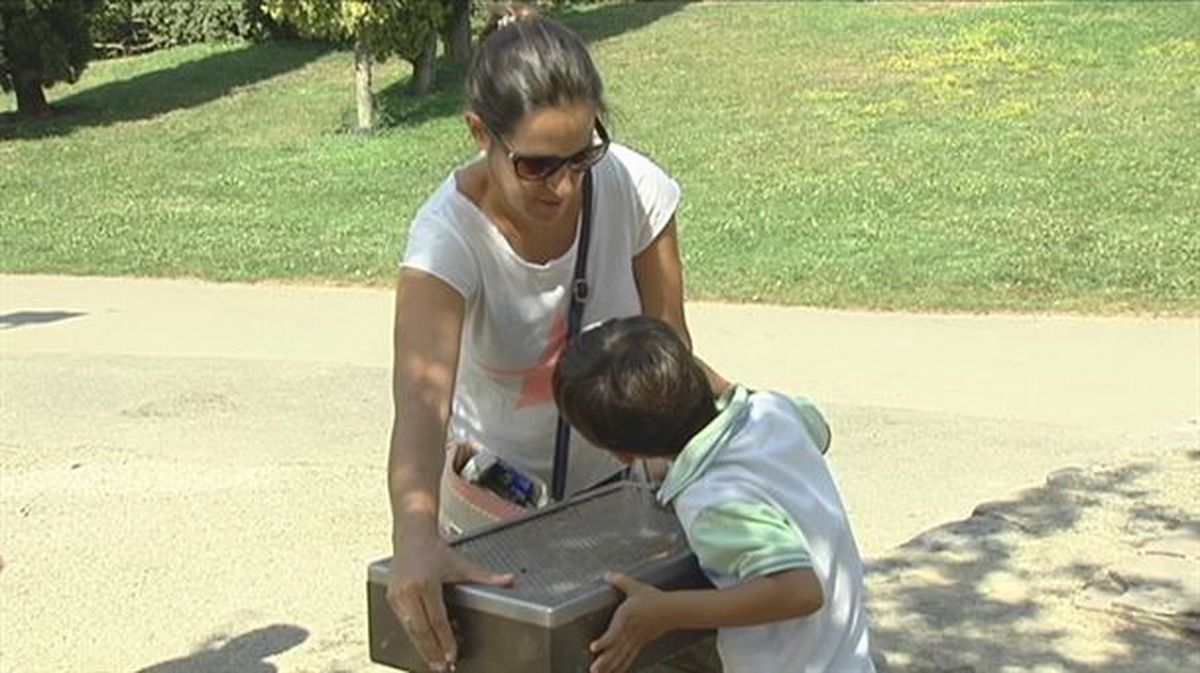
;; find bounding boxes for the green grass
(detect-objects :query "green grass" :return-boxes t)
[2,1,1197,313]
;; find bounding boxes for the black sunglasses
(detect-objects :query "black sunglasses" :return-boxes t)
[489,118,610,181]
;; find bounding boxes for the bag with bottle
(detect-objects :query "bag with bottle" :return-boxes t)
[438,441,552,536]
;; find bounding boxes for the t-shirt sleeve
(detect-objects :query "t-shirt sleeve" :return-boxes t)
[612,146,682,254]
[688,499,813,581]
[791,396,832,455]
[400,209,479,300]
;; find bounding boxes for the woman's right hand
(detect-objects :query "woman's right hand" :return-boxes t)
[386,534,515,671]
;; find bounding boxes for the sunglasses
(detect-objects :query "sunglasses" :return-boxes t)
[489,118,610,181]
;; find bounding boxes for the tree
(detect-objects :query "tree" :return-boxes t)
[264,0,444,132]
[441,0,470,64]
[0,0,104,118]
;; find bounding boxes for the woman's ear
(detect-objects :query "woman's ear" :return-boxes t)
[465,112,491,152]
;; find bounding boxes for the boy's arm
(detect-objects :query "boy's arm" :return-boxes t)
[658,567,823,628]
[589,569,823,673]
[590,499,819,673]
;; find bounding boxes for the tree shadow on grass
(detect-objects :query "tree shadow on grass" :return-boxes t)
[557,0,688,46]
[868,454,1200,672]
[136,624,307,673]
[376,1,688,129]
[0,42,327,142]
[376,59,469,131]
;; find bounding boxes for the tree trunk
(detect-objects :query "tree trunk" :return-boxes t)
[353,33,374,132]
[13,70,50,118]
[443,0,472,64]
[411,35,436,95]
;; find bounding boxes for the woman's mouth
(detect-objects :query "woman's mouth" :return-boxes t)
[533,197,564,214]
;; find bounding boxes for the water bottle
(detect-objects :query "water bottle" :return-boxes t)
[463,452,539,508]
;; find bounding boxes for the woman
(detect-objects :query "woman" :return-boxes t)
[386,7,724,671]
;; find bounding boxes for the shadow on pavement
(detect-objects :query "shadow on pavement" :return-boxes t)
[0,310,86,329]
[867,450,1200,672]
[136,624,308,673]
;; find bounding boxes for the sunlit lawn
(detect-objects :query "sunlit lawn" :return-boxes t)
[2,2,1197,312]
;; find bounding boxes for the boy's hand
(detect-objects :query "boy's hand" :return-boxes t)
[590,572,669,673]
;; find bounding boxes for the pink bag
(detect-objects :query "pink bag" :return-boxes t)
[438,442,549,536]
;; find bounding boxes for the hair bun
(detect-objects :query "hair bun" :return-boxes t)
[483,3,540,39]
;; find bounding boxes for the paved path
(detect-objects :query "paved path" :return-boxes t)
[2,274,1196,672]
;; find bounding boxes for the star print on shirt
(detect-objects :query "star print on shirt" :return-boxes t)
[482,312,569,409]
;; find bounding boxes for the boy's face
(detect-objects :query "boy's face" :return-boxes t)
[572,420,661,464]
[612,451,638,465]
[572,422,640,464]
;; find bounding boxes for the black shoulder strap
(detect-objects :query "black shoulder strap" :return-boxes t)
[551,170,593,502]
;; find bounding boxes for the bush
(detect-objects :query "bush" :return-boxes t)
[91,0,278,58]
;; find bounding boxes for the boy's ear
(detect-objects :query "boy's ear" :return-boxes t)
[614,451,637,465]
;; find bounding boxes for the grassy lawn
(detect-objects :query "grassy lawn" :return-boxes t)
[2,1,1197,313]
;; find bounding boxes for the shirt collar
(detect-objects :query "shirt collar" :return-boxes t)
[657,384,751,505]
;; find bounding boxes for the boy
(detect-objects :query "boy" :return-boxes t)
[553,316,874,673]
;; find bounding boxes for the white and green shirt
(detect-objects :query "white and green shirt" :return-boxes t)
[658,385,874,673]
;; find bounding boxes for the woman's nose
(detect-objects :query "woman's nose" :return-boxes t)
[545,165,581,199]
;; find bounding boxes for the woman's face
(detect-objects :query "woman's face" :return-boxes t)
[478,102,599,227]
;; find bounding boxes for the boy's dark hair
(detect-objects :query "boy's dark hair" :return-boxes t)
[552,316,716,456]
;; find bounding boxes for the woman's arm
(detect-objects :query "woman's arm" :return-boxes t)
[634,217,730,395]
[589,569,823,673]
[389,268,463,549]
[386,268,513,672]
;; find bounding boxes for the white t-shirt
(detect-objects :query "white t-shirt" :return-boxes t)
[402,144,681,495]
[659,386,874,673]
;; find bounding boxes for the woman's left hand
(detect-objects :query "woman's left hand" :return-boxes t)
[589,572,669,673]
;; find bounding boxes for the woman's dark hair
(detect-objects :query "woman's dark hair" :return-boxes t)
[466,3,607,135]
[553,316,717,456]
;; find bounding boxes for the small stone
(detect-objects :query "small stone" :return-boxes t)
[1143,533,1200,561]
[1045,467,1089,489]
[1075,549,1200,635]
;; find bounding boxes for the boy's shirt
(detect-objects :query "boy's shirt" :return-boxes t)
[658,384,874,673]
